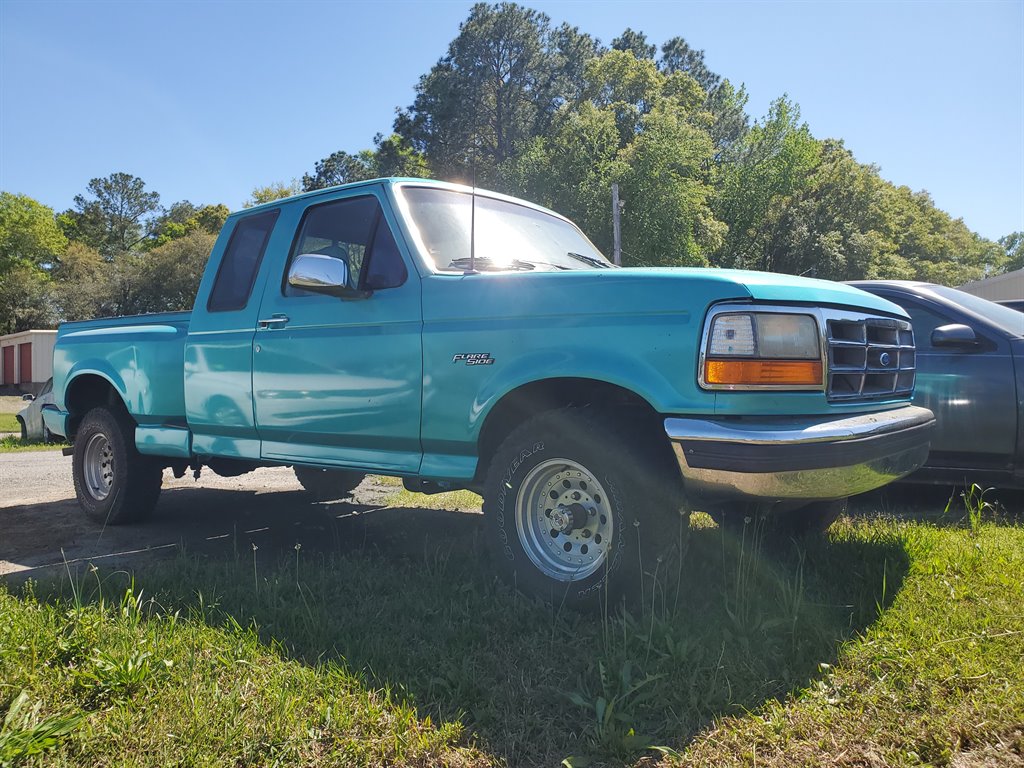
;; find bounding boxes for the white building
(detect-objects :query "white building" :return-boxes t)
[0,330,57,394]
[959,268,1024,302]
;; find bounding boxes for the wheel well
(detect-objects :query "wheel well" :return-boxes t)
[476,378,672,482]
[65,374,128,439]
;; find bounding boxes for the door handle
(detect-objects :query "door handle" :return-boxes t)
[257,314,290,329]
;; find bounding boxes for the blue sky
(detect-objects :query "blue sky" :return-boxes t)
[1,0,1021,241]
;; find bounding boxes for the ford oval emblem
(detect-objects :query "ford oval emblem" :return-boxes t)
[879,352,892,367]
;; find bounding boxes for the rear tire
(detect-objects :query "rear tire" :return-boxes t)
[72,406,163,525]
[17,418,26,442]
[293,466,364,501]
[482,408,684,610]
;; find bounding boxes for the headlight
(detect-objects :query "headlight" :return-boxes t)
[702,310,822,388]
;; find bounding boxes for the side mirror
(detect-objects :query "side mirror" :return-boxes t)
[21,393,34,402]
[287,254,371,299]
[931,323,978,348]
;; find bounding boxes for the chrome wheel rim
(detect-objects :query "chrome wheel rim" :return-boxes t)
[83,432,114,501]
[515,458,613,582]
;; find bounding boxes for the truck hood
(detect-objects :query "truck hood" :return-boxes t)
[610,268,909,317]
[422,266,909,327]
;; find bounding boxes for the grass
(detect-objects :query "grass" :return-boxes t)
[0,414,20,433]
[384,485,483,512]
[0,500,1022,767]
[0,396,26,415]
[0,435,66,453]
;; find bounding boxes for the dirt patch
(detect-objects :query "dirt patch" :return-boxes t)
[0,452,482,579]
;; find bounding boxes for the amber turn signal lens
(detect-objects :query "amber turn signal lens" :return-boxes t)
[705,359,823,386]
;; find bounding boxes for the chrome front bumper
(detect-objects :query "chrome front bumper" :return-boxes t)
[664,405,934,502]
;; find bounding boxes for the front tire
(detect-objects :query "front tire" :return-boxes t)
[72,406,163,525]
[482,408,683,610]
[293,466,364,501]
[17,418,26,442]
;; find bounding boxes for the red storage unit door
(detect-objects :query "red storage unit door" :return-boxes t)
[2,346,14,385]
[18,343,32,383]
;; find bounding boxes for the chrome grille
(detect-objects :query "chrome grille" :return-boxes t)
[827,315,915,402]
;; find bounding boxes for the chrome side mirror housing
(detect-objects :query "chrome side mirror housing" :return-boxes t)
[287,254,371,299]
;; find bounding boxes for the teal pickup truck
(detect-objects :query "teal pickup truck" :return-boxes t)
[45,178,934,608]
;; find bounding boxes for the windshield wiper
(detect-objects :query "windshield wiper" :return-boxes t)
[448,256,536,272]
[567,251,615,269]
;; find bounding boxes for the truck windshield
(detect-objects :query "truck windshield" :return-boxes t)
[398,187,613,272]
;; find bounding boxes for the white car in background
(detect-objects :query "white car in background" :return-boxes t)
[16,377,55,442]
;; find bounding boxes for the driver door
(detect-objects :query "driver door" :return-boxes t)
[251,189,423,473]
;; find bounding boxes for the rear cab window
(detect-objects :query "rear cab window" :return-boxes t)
[208,210,280,312]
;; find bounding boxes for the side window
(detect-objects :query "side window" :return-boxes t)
[285,196,407,296]
[899,300,951,350]
[208,210,279,312]
[365,216,408,290]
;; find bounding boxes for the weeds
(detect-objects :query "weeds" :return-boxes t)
[952,483,999,535]
[565,659,664,758]
[0,691,84,766]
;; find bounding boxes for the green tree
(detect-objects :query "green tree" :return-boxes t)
[755,141,901,280]
[714,97,821,269]
[700,79,748,154]
[132,231,216,313]
[505,50,721,266]
[301,151,375,191]
[611,28,656,60]
[0,192,68,271]
[372,134,432,178]
[50,241,109,321]
[0,192,65,333]
[60,173,161,258]
[659,36,719,91]
[244,181,301,208]
[149,202,229,247]
[0,262,55,333]
[396,2,580,183]
[999,231,1023,273]
[880,185,1003,285]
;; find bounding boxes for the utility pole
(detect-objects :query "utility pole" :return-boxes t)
[611,183,622,266]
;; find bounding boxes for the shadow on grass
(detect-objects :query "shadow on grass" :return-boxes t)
[13,489,911,766]
[851,483,1024,527]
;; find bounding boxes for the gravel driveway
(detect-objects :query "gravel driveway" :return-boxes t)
[0,450,481,579]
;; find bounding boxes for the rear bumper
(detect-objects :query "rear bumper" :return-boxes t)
[664,405,935,502]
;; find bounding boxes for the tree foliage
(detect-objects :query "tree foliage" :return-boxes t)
[59,172,161,258]
[244,181,301,208]
[998,231,1022,274]
[396,2,599,183]
[505,50,720,266]
[1,1,1011,335]
[0,192,67,271]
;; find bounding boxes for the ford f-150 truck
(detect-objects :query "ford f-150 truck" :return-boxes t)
[44,178,934,608]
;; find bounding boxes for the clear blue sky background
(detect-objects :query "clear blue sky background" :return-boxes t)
[1,0,1021,241]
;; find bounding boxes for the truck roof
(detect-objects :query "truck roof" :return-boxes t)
[233,177,565,221]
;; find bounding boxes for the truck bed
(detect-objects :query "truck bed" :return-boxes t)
[53,311,192,429]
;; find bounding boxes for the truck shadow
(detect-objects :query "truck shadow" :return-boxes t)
[851,483,1023,527]
[8,485,911,765]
